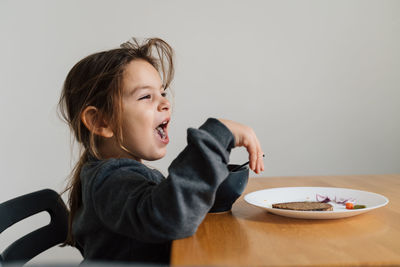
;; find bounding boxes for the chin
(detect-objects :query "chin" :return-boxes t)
[146,150,167,161]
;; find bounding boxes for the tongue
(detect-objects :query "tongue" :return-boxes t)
[156,126,166,139]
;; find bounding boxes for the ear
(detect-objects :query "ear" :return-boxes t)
[81,106,114,138]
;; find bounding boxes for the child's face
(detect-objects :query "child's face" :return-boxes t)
[119,59,171,161]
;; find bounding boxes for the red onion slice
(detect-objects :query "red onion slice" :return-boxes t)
[316,194,356,205]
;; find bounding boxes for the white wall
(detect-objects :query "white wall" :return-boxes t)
[1,0,399,263]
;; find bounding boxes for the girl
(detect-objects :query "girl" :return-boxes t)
[59,37,264,264]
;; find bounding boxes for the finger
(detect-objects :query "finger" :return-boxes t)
[255,150,264,173]
[252,143,262,174]
[245,141,258,171]
[259,153,264,173]
[253,148,261,173]
[256,153,262,174]
[254,152,259,174]
[257,151,264,173]
[250,133,261,173]
[262,153,266,171]
[253,150,261,173]
[256,161,260,174]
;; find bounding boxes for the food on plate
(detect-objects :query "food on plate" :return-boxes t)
[272,201,333,211]
[317,194,366,210]
[347,204,367,210]
[354,205,366,209]
[316,194,355,204]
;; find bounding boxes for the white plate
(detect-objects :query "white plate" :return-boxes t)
[244,187,389,219]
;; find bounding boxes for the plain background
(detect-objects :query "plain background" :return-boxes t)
[1,0,399,263]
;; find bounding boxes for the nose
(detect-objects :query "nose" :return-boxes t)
[158,96,170,112]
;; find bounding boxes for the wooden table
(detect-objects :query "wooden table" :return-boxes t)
[171,174,400,266]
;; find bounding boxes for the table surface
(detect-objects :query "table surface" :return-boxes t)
[171,174,400,266]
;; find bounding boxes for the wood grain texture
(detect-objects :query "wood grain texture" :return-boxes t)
[171,174,400,266]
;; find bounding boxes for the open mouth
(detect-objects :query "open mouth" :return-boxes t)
[155,120,169,140]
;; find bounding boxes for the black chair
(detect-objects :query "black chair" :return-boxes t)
[0,189,69,265]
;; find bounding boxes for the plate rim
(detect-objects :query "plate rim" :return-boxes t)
[244,186,389,217]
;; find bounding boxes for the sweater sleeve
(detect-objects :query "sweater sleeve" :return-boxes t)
[90,118,235,243]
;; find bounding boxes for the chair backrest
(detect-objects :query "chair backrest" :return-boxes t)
[0,189,69,264]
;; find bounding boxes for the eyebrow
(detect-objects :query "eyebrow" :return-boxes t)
[130,84,164,93]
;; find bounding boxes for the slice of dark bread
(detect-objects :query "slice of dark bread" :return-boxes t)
[272,201,333,211]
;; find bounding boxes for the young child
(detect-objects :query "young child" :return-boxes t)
[59,37,264,264]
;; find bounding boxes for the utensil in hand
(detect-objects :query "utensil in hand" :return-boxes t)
[230,154,265,172]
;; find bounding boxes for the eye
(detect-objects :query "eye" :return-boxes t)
[138,95,151,100]
[161,91,167,97]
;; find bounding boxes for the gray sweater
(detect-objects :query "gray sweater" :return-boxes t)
[72,118,235,264]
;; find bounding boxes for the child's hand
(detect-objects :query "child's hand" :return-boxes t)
[218,118,265,174]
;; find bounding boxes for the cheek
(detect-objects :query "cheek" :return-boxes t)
[122,109,154,140]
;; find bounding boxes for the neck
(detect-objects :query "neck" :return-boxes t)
[98,137,142,162]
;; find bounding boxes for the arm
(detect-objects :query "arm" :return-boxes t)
[91,118,235,242]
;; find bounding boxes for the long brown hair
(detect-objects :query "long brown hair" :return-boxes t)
[58,37,174,246]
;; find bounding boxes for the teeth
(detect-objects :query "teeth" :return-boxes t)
[155,120,168,140]
[156,126,166,139]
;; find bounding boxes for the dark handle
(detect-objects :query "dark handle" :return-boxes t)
[230,154,265,172]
